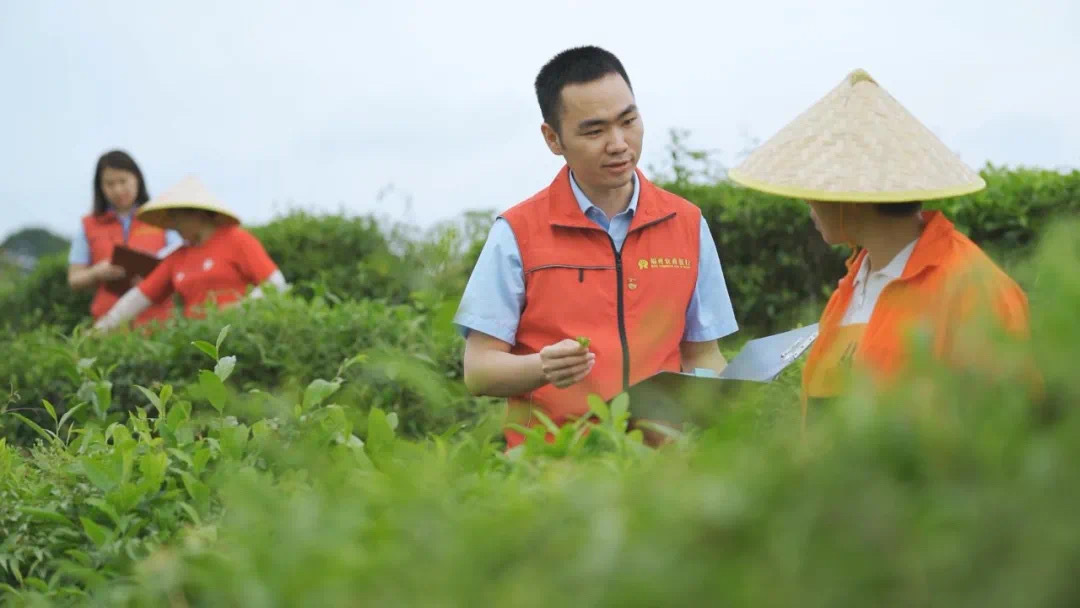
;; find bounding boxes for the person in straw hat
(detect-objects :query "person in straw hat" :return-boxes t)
[93,176,287,331]
[727,69,1031,418]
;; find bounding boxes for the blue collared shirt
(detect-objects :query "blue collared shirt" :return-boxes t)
[453,171,738,344]
[68,208,183,265]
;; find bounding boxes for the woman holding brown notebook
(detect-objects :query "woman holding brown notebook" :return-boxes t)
[67,150,183,327]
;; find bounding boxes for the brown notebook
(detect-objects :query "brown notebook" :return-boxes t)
[103,245,162,295]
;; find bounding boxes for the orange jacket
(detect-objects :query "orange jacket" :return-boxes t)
[802,210,1031,416]
[499,166,702,448]
[82,212,175,325]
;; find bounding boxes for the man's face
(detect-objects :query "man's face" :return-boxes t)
[542,72,643,194]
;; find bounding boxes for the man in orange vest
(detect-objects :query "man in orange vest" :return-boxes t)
[454,46,739,448]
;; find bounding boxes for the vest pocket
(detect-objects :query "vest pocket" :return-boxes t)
[526,263,614,283]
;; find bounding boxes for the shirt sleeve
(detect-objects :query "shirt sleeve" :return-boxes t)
[68,225,91,265]
[137,254,176,304]
[234,228,279,284]
[451,218,525,345]
[156,230,185,257]
[683,216,739,342]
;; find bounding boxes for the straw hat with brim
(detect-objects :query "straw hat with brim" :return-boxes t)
[136,175,242,229]
[727,69,985,203]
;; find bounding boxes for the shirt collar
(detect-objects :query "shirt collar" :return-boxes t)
[853,238,918,287]
[568,169,639,218]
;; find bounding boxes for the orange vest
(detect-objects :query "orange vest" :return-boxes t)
[82,212,175,326]
[500,166,702,448]
[802,210,1031,418]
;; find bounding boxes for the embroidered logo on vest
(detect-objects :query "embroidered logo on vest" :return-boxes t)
[638,257,693,270]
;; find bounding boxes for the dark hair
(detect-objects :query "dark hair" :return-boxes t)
[874,201,923,217]
[92,149,150,215]
[534,45,633,134]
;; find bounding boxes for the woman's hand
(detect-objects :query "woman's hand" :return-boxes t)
[93,260,126,282]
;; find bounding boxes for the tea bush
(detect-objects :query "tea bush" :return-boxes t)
[0,219,1076,607]
[0,292,487,446]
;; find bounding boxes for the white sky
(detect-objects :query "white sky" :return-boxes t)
[2,0,1077,241]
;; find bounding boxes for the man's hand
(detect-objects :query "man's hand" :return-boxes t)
[539,338,595,389]
[463,332,596,397]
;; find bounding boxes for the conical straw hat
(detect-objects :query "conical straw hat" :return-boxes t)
[727,69,985,203]
[136,175,241,229]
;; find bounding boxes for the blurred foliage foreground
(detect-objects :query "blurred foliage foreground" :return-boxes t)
[0,197,1078,606]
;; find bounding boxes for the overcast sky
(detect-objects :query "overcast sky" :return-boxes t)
[2,0,1077,241]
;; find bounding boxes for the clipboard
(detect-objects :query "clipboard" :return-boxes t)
[624,323,819,427]
[103,244,162,296]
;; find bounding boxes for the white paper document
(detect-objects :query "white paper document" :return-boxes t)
[689,323,819,383]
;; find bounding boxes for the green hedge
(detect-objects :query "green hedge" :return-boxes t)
[4,168,1076,336]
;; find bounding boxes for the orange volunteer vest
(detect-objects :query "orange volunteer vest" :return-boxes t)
[82,212,175,326]
[802,210,1031,418]
[500,166,702,448]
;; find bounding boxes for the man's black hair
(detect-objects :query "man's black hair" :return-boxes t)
[534,45,633,134]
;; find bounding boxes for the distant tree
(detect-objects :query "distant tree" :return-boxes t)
[1,227,70,259]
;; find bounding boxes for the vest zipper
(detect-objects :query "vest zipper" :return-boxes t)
[607,236,631,391]
[610,212,675,390]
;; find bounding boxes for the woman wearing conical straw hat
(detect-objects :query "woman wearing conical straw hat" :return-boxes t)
[93,176,288,331]
[728,69,1031,419]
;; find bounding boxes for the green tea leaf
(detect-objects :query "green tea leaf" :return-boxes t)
[530,410,562,436]
[366,408,395,458]
[82,454,121,492]
[214,355,237,383]
[41,399,58,425]
[167,449,194,469]
[80,517,109,547]
[175,422,196,447]
[193,447,212,475]
[217,424,249,460]
[134,385,163,415]
[192,340,218,362]
[199,370,227,413]
[106,482,142,514]
[587,394,610,423]
[177,502,202,525]
[215,324,231,354]
[18,507,73,526]
[138,451,169,495]
[159,384,174,410]
[166,400,191,432]
[65,549,92,567]
[57,403,86,432]
[91,380,113,419]
[303,378,342,409]
[10,413,59,446]
[179,472,211,514]
[610,392,629,423]
[85,498,121,527]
